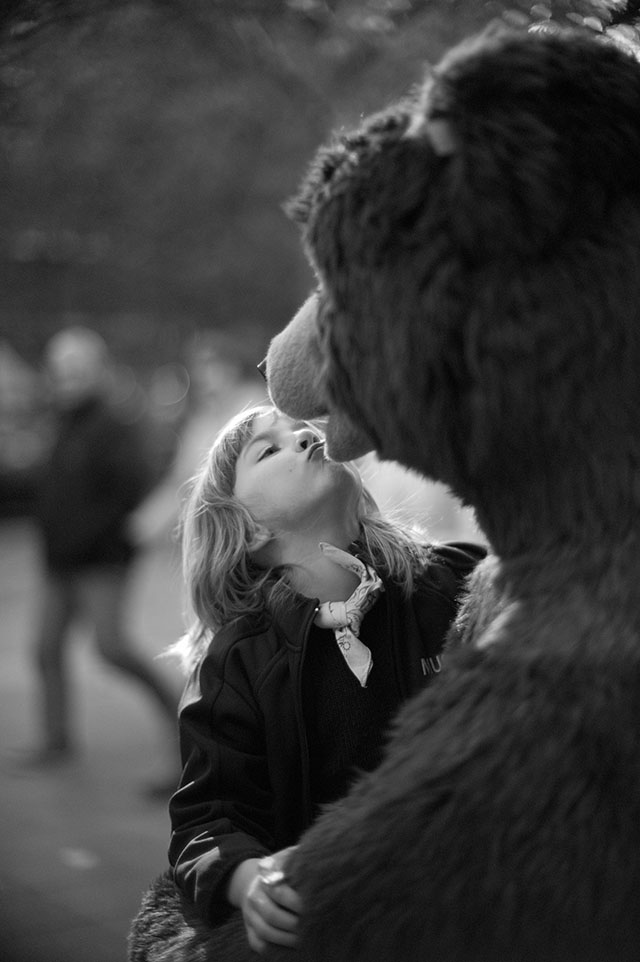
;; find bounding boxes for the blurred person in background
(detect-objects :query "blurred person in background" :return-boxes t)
[20,325,179,797]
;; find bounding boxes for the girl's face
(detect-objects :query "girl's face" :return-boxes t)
[233,410,362,537]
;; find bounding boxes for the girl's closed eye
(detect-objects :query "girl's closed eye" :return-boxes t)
[258,444,279,461]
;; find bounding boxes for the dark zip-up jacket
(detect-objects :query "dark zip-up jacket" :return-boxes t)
[168,541,486,925]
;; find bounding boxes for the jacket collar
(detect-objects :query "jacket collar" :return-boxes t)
[268,590,320,652]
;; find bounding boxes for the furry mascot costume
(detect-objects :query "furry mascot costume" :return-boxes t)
[129,17,640,962]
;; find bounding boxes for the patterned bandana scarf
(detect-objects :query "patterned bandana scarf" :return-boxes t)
[313,542,384,688]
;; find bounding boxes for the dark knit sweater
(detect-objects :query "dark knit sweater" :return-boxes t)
[303,591,401,814]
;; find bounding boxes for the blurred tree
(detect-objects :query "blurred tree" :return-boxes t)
[0,0,636,514]
[0,1,333,368]
[0,0,637,371]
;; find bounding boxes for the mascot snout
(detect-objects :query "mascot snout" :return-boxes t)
[262,291,375,461]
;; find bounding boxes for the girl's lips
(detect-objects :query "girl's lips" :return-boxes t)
[307,440,326,460]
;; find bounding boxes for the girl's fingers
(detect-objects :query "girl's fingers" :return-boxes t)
[246,929,267,954]
[245,883,299,948]
[270,882,302,915]
[248,894,298,934]
[246,907,299,950]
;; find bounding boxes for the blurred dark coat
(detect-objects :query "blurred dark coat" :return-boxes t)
[34,396,153,571]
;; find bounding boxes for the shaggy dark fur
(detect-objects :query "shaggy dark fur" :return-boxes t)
[272,554,640,962]
[265,23,640,962]
[128,871,253,962]
[129,22,640,962]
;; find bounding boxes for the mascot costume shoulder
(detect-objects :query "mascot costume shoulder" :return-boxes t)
[129,15,640,962]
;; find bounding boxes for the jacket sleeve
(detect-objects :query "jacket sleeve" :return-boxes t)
[429,541,489,584]
[168,640,275,925]
[411,541,489,659]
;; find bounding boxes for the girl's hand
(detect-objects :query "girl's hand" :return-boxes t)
[228,847,302,953]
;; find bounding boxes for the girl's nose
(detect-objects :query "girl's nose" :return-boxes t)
[294,428,319,451]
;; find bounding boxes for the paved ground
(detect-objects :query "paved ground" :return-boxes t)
[0,518,186,962]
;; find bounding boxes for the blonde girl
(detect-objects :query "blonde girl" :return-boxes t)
[166,404,484,955]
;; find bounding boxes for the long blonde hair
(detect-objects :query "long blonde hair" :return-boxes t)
[175,404,434,670]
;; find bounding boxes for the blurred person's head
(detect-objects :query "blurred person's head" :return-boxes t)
[45,326,109,410]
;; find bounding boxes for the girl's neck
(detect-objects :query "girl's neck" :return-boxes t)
[291,549,361,602]
[273,530,362,602]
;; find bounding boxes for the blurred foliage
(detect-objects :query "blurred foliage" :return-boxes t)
[0,0,638,373]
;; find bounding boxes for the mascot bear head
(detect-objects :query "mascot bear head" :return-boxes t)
[127,22,640,962]
[264,25,640,557]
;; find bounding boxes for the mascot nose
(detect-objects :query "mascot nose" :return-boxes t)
[257,358,267,382]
